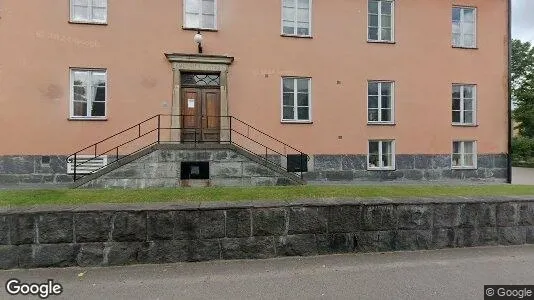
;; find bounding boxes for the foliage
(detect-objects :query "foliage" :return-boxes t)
[512,39,534,138]
[511,136,534,162]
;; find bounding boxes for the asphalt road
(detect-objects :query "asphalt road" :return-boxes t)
[1,245,533,300]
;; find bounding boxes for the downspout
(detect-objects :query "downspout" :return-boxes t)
[507,0,512,184]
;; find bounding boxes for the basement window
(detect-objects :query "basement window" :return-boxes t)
[181,162,210,179]
[287,154,308,172]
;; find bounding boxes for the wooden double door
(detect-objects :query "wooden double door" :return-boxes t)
[181,87,221,142]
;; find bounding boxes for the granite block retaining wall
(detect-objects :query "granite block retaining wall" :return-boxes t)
[0,197,532,269]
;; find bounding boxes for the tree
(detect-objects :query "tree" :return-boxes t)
[512,39,534,137]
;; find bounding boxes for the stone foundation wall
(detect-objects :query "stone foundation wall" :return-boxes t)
[0,156,72,186]
[0,197,532,269]
[81,148,295,188]
[305,154,508,182]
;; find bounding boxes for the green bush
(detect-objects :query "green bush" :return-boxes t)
[512,137,534,162]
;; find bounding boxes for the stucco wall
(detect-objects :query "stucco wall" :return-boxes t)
[0,0,508,157]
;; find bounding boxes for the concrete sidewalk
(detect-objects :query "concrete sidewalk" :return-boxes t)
[1,245,533,300]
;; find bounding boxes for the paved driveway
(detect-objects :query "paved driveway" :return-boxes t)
[513,167,534,185]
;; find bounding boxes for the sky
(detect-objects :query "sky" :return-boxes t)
[512,0,534,42]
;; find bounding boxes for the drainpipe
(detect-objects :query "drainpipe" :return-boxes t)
[507,0,512,184]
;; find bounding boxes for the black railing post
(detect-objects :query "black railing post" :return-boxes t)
[157,114,161,144]
[116,147,119,162]
[229,116,232,143]
[73,153,77,181]
[94,144,97,157]
[300,153,304,179]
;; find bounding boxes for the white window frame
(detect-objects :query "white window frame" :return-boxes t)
[367,140,396,170]
[367,0,395,42]
[452,6,477,48]
[69,68,108,120]
[451,141,477,169]
[452,84,477,126]
[69,0,108,24]
[281,77,312,123]
[183,0,218,30]
[367,81,395,124]
[281,0,313,37]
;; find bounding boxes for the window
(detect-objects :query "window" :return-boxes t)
[70,69,107,119]
[70,0,107,24]
[452,84,476,125]
[282,77,311,122]
[452,7,476,48]
[282,0,312,36]
[368,140,395,170]
[368,81,394,123]
[183,0,217,30]
[368,0,394,42]
[452,141,477,169]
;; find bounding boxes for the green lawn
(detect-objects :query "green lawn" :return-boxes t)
[1,185,534,207]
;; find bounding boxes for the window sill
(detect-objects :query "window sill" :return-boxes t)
[69,20,108,25]
[68,117,108,121]
[367,40,395,44]
[451,166,478,170]
[452,45,478,50]
[281,34,313,39]
[367,122,396,126]
[281,120,313,124]
[452,123,478,127]
[182,27,218,32]
[367,167,396,171]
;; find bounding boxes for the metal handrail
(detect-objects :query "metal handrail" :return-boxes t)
[67,114,308,181]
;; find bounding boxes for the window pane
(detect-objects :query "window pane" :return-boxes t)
[463,8,475,22]
[297,0,309,9]
[282,7,295,21]
[464,154,474,166]
[368,82,379,95]
[297,93,308,106]
[283,107,294,120]
[368,154,379,168]
[452,99,461,110]
[463,111,473,124]
[464,142,474,153]
[383,1,393,14]
[202,0,215,14]
[381,109,391,122]
[452,21,460,34]
[381,28,391,41]
[94,87,106,102]
[368,1,378,14]
[283,93,293,106]
[452,7,461,21]
[381,15,391,27]
[369,141,379,154]
[73,0,89,5]
[463,34,475,47]
[73,6,89,20]
[185,13,200,28]
[185,0,200,13]
[381,82,391,95]
[452,85,461,98]
[453,141,460,154]
[381,95,391,108]
[73,101,88,117]
[92,7,106,21]
[452,111,461,123]
[297,8,309,22]
[283,0,295,7]
[283,79,294,93]
[452,154,461,166]
[369,15,378,27]
[368,27,378,40]
[91,101,106,117]
[462,22,475,35]
[463,99,473,110]
[201,14,215,28]
[297,107,309,120]
[382,141,391,155]
[297,79,309,93]
[368,109,379,121]
[283,25,295,35]
[452,33,461,46]
[382,153,392,167]
[368,96,378,108]
[463,86,473,98]
[297,24,309,35]
[73,87,87,101]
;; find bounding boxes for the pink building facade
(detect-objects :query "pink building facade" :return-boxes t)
[0,0,511,186]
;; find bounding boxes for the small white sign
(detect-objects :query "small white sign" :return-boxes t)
[187,99,195,108]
